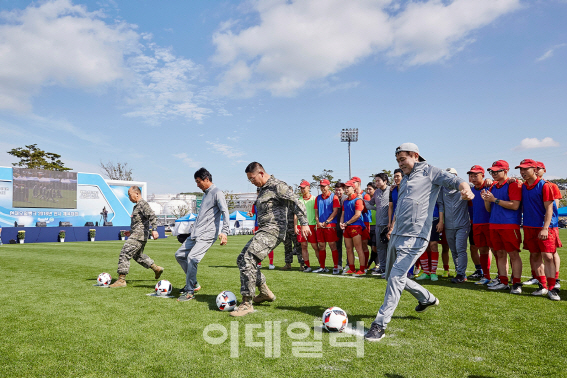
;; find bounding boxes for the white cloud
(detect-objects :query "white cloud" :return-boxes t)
[213,0,520,96]
[0,0,212,123]
[513,137,560,151]
[536,43,567,62]
[0,0,138,112]
[173,153,202,168]
[206,141,245,159]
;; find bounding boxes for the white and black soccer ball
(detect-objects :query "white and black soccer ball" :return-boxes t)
[322,307,348,332]
[216,291,237,311]
[97,272,112,287]
[155,280,172,296]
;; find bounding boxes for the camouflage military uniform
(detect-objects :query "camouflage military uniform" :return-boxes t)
[284,206,303,264]
[117,198,158,275]
[237,176,308,296]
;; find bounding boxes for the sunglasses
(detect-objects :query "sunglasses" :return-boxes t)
[489,170,504,174]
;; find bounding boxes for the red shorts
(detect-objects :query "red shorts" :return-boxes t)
[254,226,259,233]
[361,222,370,241]
[472,224,491,248]
[344,225,364,239]
[296,225,317,244]
[556,228,563,248]
[489,228,522,252]
[316,226,338,243]
[523,227,557,253]
[440,227,448,246]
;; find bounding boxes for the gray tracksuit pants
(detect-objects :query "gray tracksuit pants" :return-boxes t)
[375,224,388,270]
[445,227,469,277]
[175,237,216,294]
[373,234,437,329]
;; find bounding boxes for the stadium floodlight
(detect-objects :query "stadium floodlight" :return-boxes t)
[340,128,359,178]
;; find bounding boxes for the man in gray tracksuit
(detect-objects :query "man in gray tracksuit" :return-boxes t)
[364,143,474,341]
[363,173,390,274]
[176,168,230,302]
[438,168,471,283]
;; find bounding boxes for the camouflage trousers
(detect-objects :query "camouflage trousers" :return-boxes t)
[117,240,154,275]
[237,231,281,296]
[284,229,303,264]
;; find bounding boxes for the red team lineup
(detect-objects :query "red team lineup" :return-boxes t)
[249,158,563,301]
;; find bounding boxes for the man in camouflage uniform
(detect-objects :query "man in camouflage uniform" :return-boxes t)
[231,162,310,317]
[110,186,164,288]
[281,196,305,270]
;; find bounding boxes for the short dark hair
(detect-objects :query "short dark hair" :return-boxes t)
[367,182,376,189]
[334,182,345,189]
[194,168,212,182]
[129,186,141,194]
[375,173,389,184]
[245,162,264,174]
[394,169,403,176]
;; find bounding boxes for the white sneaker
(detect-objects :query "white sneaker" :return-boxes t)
[312,267,325,273]
[475,278,490,285]
[554,280,561,290]
[257,264,262,269]
[269,264,275,270]
[488,283,509,290]
[332,268,341,275]
[487,278,500,287]
[303,267,312,273]
[522,278,539,286]
[547,289,560,301]
[322,267,329,273]
[532,287,548,296]
[510,284,522,295]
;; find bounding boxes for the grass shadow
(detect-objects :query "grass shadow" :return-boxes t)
[194,294,220,310]
[275,305,329,317]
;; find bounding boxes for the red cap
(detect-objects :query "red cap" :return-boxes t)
[536,161,546,169]
[467,165,485,175]
[345,180,355,188]
[515,159,538,169]
[487,160,509,171]
[351,176,361,183]
[299,180,310,188]
[319,179,330,186]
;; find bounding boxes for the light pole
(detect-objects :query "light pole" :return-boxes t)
[341,128,358,178]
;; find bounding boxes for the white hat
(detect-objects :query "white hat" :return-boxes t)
[446,168,458,175]
[395,143,425,162]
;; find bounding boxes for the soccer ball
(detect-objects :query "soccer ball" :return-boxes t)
[155,280,172,296]
[216,291,237,311]
[97,272,112,287]
[322,307,348,332]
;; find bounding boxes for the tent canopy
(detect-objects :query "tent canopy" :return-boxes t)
[229,211,254,221]
[558,207,567,217]
[175,213,197,222]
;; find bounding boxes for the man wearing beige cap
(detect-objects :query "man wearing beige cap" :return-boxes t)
[365,143,474,341]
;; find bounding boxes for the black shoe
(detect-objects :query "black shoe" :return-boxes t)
[451,275,467,284]
[364,322,385,342]
[467,270,483,280]
[179,286,189,295]
[415,298,439,313]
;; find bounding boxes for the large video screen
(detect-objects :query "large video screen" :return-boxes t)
[13,168,77,209]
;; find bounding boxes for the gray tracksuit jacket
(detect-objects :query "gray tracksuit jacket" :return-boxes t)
[363,186,391,226]
[392,161,465,240]
[191,184,230,241]
[438,186,470,230]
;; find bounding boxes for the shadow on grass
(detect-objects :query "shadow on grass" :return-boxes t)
[385,374,406,378]
[468,376,497,378]
[275,305,329,317]
[208,265,240,269]
[194,294,220,310]
[409,279,543,295]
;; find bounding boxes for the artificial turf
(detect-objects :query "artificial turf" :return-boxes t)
[1,231,566,378]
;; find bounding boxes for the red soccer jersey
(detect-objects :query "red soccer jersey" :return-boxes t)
[549,182,562,200]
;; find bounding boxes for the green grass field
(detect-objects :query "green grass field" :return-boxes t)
[2,232,567,378]
[13,188,77,209]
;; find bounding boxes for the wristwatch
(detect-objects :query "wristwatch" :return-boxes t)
[495,199,500,205]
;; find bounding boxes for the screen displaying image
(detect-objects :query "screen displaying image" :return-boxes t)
[13,168,77,209]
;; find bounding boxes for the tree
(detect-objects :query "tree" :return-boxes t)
[369,169,393,184]
[8,144,72,171]
[100,161,133,181]
[169,203,190,219]
[223,190,237,212]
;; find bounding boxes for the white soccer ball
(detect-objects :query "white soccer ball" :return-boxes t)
[155,280,172,296]
[97,272,112,287]
[216,291,237,311]
[322,307,348,332]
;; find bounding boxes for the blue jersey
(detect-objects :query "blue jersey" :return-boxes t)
[316,193,339,224]
[390,186,399,221]
[343,197,366,228]
[489,180,522,229]
[470,184,491,225]
[522,178,557,228]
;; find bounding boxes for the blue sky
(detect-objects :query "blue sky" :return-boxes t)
[0,0,565,194]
